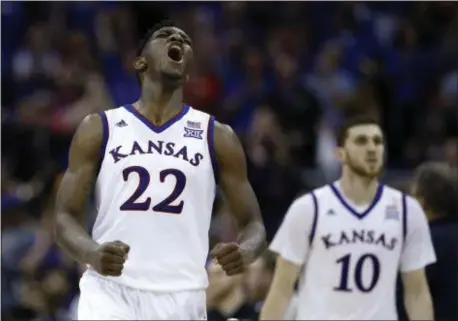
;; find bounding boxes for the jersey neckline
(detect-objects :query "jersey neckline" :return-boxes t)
[329,182,384,220]
[123,104,190,134]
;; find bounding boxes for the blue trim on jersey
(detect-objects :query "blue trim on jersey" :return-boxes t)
[123,104,190,133]
[207,115,218,184]
[329,183,384,220]
[401,193,407,240]
[309,192,319,245]
[96,111,109,175]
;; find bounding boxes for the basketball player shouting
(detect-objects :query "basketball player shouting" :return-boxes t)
[53,20,266,320]
[260,112,436,320]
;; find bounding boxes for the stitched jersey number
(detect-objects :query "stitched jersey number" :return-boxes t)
[120,166,185,214]
[334,253,380,293]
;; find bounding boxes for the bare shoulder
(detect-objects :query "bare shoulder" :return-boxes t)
[213,121,244,161]
[74,113,103,146]
[214,121,237,143]
[69,113,104,167]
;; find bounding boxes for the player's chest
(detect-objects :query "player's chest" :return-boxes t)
[314,203,404,254]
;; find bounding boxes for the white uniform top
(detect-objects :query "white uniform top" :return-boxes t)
[270,181,436,320]
[86,104,217,292]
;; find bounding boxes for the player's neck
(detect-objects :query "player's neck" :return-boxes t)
[137,78,183,124]
[338,170,379,205]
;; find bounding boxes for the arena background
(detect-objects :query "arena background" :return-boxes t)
[1,2,457,320]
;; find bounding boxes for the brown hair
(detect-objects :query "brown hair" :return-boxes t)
[336,106,380,147]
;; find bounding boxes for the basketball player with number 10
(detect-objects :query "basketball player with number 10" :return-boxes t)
[53,20,266,320]
[261,112,436,320]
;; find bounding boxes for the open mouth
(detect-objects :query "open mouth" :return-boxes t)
[167,44,183,62]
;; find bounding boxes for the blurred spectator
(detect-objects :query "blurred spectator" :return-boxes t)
[243,251,276,317]
[12,22,60,99]
[444,138,458,170]
[268,52,322,168]
[398,162,458,321]
[206,262,256,321]
[439,70,457,110]
[305,42,357,180]
[243,107,302,240]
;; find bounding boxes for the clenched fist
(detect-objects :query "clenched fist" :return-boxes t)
[210,242,245,276]
[88,240,130,277]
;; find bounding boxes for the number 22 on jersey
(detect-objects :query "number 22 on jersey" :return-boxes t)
[119,166,186,214]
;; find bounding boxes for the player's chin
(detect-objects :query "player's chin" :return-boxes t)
[364,165,383,178]
[161,69,185,83]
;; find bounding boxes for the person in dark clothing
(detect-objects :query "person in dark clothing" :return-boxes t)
[206,261,257,321]
[401,162,458,321]
[243,251,276,318]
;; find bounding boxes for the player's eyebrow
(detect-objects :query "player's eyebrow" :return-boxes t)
[154,28,192,44]
[354,134,383,142]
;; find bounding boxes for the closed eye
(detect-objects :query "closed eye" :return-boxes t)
[156,32,168,39]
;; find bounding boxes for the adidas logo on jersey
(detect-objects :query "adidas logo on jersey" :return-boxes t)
[115,120,128,127]
[327,209,335,215]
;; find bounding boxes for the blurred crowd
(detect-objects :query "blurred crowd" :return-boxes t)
[1,2,457,321]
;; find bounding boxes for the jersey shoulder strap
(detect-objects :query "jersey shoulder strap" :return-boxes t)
[401,192,408,241]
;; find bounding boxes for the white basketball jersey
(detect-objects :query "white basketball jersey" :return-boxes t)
[86,104,217,292]
[270,181,436,320]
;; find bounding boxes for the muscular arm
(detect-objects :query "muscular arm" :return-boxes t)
[402,268,434,320]
[214,122,267,263]
[53,114,102,264]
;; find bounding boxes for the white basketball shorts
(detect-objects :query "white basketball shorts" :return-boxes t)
[77,274,207,320]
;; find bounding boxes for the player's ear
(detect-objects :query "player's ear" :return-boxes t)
[134,56,147,73]
[334,147,345,162]
[186,74,190,82]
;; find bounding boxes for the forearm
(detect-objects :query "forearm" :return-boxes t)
[404,289,434,321]
[237,219,267,263]
[54,212,99,265]
[260,287,293,320]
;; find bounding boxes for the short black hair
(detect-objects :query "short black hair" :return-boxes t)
[413,162,458,219]
[136,19,176,57]
[336,107,380,147]
[135,19,176,84]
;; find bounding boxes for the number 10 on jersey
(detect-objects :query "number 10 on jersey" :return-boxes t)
[119,166,186,214]
[334,253,381,293]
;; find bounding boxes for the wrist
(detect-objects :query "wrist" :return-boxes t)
[239,242,256,264]
[239,239,268,264]
[82,242,99,266]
